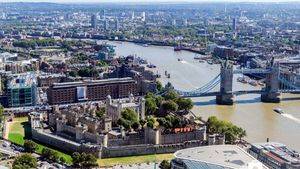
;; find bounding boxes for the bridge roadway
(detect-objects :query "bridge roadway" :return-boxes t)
[182,89,300,97]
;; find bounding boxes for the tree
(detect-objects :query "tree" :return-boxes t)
[145,97,157,115]
[72,152,97,168]
[156,81,163,92]
[68,71,77,77]
[163,90,179,100]
[12,153,37,169]
[159,160,171,169]
[24,140,37,153]
[161,100,178,114]
[96,107,106,118]
[41,148,59,162]
[60,157,66,164]
[146,116,156,129]
[176,98,193,111]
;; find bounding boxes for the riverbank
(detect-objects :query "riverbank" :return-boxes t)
[105,38,207,55]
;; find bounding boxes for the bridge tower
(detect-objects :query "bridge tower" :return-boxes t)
[261,62,281,103]
[216,60,234,105]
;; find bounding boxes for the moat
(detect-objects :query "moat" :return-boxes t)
[101,40,300,151]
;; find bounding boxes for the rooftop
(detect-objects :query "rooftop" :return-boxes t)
[174,145,267,169]
[251,142,300,165]
[51,77,135,88]
[8,73,37,89]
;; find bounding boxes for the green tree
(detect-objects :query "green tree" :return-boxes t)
[145,97,157,115]
[24,140,37,153]
[60,156,66,164]
[161,100,178,114]
[117,108,140,130]
[156,81,163,92]
[41,148,59,162]
[72,152,97,168]
[146,116,156,129]
[12,154,37,169]
[68,71,77,77]
[163,90,179,100]
[159,160,171,169]
[176,98,193,111]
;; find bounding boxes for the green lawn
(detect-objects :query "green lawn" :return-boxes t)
[98,153,174,167]
[7,117,73,164]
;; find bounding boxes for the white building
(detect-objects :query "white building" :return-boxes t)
[172,145,267,169]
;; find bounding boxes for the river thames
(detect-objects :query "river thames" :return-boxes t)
[103,40,300,151]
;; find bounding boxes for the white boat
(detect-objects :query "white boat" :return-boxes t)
[273,108,284,114]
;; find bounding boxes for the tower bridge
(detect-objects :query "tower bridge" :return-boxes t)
[175,59,300,105]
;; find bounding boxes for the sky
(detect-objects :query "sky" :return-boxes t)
[0,0,299,3]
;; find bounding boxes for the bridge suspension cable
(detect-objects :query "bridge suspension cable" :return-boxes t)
[175,74,221,97]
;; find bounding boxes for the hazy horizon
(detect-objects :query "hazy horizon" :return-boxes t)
[0,0,299,3]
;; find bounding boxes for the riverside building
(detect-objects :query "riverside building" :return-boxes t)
[47,77,137,105]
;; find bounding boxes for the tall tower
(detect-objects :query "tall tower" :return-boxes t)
[216,60,234,105]
[115,19,119,31]
[100,9,106,19]
[104,19,109,30]
[131,11,135,20]
[141,12,146,22]
[91,14,97,28]
[261,61,281,103]
[232,18,237,32]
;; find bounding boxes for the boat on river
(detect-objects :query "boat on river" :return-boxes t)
[274,108,284,114]
[174,46,182,51]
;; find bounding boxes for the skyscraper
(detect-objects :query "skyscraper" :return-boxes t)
[91,14,97,28]
[115,19,119,31]
[131,11,135,20]
[100,9,106,19]
[141,12,146,22]
[232,18,237,31]
[104,19,109,30]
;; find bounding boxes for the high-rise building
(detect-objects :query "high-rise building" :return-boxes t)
[115,19,119,31]
[104,19,109,30]
[100,9,106,19]
[141,12,146,22]
[172,19,176,26]
[131,11,135,20]
[183,19,188,27]
[232,18,237,31]
[91,14,97,28]
[7,73,37,107]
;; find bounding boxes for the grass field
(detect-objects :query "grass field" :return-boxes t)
[8,117,28,145]
[7,117,73,164]
[98,153,174,167]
